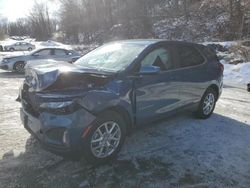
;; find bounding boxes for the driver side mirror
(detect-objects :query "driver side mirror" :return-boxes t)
[139,65,161,75]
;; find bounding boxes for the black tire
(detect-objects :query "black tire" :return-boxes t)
[82,111,127,165]
[28,47,33,51]
[196,87,217,119]
[13,62,25,73]
[10,48,14,52]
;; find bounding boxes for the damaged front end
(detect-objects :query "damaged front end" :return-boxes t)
[18,61,115,156]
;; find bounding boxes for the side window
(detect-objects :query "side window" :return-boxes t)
[200,45,217,59]
[36,49,51,56]
[54,49,67,56]
[177,45,205,68]
[141,47,173,71]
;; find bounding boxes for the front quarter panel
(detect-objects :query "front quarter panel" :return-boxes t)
[78,79,134,121]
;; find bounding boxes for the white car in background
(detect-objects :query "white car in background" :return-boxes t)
[3,42,36,52]
[0,47,81,72]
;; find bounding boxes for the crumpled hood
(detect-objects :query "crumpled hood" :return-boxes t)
[25,60,115,92]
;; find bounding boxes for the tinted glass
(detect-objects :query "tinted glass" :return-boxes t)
[141,47,173,71]
[36,49,51,56]
[177,45,204,68]
[200,45,217,59]
[54,49,67,56]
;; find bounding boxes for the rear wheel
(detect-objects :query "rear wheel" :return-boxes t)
[196,88,217,119]
[10,48,14,52]
[28,47,33,51]
[82,111,127,165]
[14,62,25,73]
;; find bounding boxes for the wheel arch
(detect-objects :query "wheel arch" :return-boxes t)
[13,61,26,71]
[208,84,219,100]
[97,106,134,135]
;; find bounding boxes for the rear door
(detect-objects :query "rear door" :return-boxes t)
[173,44,208,107]
[51,49,70,62]
[15,42,22,50]
[21,42,28,50]
[135,44,181,124]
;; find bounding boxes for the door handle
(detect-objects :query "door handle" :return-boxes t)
[128,75,143,80]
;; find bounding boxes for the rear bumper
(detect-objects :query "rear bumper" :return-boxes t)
[20,107,96,157]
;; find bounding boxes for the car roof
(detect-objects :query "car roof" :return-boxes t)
[34,46,72,51]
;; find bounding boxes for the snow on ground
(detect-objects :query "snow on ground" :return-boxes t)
[222,60,250,85]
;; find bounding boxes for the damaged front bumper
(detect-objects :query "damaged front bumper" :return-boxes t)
[20,106,96,157]
[0,64,9,70]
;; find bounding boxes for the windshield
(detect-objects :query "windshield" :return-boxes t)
[74,42,147,72]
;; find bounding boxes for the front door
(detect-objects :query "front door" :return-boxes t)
[52,49,69,62]
[135,46,181,124]
[32,49,52,60]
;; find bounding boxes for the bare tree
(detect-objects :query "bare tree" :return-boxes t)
[28,1,54,40]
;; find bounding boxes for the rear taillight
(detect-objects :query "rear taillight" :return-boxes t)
[219,62,224,72]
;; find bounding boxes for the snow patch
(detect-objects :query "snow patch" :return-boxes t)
[222,60,250,84]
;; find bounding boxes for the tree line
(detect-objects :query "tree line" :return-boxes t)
[0,0,249,43]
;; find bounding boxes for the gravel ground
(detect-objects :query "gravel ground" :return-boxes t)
[0,69,249,188]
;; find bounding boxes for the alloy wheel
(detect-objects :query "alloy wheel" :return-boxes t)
[202,93,215,115]
[90,121,121,158]
[15,63,25,73]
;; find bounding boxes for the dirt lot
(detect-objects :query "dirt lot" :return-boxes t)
[0,69,250,188]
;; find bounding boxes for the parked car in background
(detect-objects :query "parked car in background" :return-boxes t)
[19,40,224,164]
[0,47,81,72]
[3,42,36,52]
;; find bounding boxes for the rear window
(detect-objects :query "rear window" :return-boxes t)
[200,45,217,59]
[177,45,205,68]
[54,49,67,56]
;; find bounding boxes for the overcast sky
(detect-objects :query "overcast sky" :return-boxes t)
[0,0,59,22]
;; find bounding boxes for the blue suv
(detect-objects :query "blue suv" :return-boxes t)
[19,40,223,164]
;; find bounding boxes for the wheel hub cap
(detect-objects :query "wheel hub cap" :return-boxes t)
[90,121,121,158]
[203,93,215,115]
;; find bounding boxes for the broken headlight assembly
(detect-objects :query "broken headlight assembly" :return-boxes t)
[39,101,81,114]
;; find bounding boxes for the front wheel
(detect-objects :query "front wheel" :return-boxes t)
[196,88,217,119]
[13,62,25,73]
[82,111,127,165]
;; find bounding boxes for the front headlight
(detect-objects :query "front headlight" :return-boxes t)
[39,101,81,114]
[40,101,73,109]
